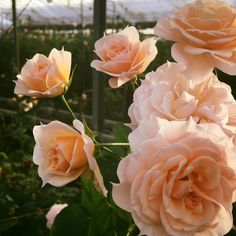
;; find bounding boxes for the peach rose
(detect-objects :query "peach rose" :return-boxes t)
[90,26,157,88]
[46,203,68,229]
[14,48,71,97]
[154,0,236,80]
[113,118,236,236]
[33,119,107,197]
[128,62,236,134]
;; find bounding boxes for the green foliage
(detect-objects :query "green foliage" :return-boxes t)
[0,113,80,236]
[51,178,138,236]
[97,123,131,194]
[50,204,89,236]
[0,109,137,236]
[50,122,135,236]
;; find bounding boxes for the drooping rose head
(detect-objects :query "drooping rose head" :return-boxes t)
[91,26,157,88]
[46,203,68,229]
[128,62,236,134]
[33,119,107,197]
[154,0,236,80]
[113,118,236,236]
[14,48,71,97]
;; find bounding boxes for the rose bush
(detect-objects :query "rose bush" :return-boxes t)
[14,48,71,97]
[9,1,236,235]
[33,119,107,196]
[154,0,236,81]
[128,62,236,134]
[113,118,236,236]
[90,26,157,88]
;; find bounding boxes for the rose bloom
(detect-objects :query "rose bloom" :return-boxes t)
[33,119,107,197]
[128,62,236,134]
[14,48,71,97]
[46,203,68,229]
[113,118,236,236]
[154,0,236,80]
[90,26,157,88]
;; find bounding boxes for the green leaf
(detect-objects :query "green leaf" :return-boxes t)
[50,204,89,236]
[62,64,77,95]
[80,177,104,213]
[112,123,131,143]
[0,219,18,232]
[68,64,77,88]
[0,152,8,159]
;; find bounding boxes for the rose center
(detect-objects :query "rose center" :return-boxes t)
[36,61,50,77]
[105,44,126,60]
[47,146,69,172]
[184,191,201,208]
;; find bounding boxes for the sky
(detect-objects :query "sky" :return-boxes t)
[1,0,236,29]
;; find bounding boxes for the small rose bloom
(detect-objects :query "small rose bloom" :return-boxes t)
[46,203,68,229]
[128,62,236,134]
[14,48,71,97]
[33,119,107,197]
[154,0,236,80]
[113,118,236,236]
[91,26,157,88]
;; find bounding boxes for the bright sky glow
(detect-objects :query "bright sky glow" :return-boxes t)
[1,0,236,29]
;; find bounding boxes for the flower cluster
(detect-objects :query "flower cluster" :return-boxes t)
[113,0,236,235]
[14,48,108,198]
[13,0,236,235]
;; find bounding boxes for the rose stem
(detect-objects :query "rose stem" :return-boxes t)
[95,143,129,146]
[60,95,77,120]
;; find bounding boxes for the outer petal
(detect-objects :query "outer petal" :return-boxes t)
[120,26,140,43]
[48,48,71,83]
[195,207,233,236]
[32,145,42,165]
[212,52,236,75]
[154,18,178,41]
[14,78,39,96]
[14,78,65,97]
[33,121,79,149]
[171,43,214,82]
[46,204,68,229]
[39,166,85,187]
[130,37,158,73]
[112,183,131,212]
[73,119,108,197]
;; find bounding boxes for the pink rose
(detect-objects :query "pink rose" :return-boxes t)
[33,119,107,197]
[154,0,236,80]
[128,62,236,134]
[90,26,157,88]
[46,203,68,229]
[113,118,236,236]
[14,48,71,97]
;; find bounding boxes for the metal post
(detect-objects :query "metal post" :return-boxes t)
[12,0,20,70]
[80,0,83,33]
[108,1,116,33]
[92,0,106,131]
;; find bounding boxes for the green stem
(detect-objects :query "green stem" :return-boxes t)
[0,208,50,223]
[126,224,136,236]
[130,80,136,92]
[60,95,76,120]
[130,76,138,92]
[96,142,129,146]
